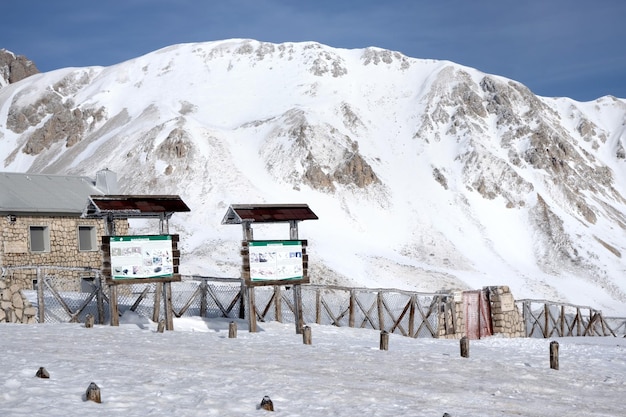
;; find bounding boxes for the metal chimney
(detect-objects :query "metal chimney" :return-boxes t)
[95,169,119,194]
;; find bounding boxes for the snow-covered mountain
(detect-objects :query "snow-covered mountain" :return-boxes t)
[1,39,625,315]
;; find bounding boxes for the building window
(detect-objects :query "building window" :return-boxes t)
[29,226,50,252]
[78,226,97,251]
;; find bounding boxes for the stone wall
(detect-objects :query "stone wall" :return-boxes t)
[0,278,37,323]
[486,286,525,338]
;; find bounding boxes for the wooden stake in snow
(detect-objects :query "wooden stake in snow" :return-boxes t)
[260,395,274,411]
[229,321,237,338]
[379,330,389,351]
[460,336,470,358]
[302,325,312,345]
[550,341,559,370]
[85,382,101,403]
[35,367,49,379]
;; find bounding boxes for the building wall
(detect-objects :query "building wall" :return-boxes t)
[0,215,129,290]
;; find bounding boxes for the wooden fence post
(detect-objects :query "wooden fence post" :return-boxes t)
[550,341,559,370]
[36,267,45,323]
[460,336,470,358]
[109,285,119,326]
[349,290,355,328]
[380,330,389,350]
[229,321,237,338]
[377,291,385,331]
[199,279,208,317]
[315,289,321,324]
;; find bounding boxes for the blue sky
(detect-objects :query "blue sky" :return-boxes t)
[4,0,625,101]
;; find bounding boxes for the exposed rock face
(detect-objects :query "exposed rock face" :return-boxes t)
[0,49,40,86]
[1,40,625,313]
[4,69,106,160]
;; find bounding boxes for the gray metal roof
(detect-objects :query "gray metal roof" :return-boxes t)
[0,171,105,215]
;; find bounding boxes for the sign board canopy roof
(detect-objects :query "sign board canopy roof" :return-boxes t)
[84,195,190,219]
[221,204,318,224]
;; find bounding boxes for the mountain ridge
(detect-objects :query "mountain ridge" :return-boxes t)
[1,39,625,315]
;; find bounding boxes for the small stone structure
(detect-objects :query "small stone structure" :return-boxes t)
[438,285,524,339]
[0,278,37,323]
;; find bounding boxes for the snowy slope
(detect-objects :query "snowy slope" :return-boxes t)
[1,40,625,315]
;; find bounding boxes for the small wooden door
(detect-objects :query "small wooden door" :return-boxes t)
[463,290,493,339]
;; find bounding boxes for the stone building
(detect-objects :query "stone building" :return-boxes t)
[0,170,129,292]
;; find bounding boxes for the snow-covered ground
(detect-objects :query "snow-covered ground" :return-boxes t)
[1,313,624,416]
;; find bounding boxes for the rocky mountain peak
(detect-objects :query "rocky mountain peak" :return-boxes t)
[0,49,40,87]
[1,40,625,314]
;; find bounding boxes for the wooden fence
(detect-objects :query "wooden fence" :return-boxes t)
[252,285,445,338]
[517,299,616,337]
[3,266,624,338]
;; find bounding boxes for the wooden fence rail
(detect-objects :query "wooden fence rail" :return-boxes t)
[250,285,445,338]
[517,299,616,337]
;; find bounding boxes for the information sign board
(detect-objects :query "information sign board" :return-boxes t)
[102,235,180,284]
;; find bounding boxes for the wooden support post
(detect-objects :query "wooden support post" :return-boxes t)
[460,336,470,358]
[96,273,104,325]
[229,321,237,338]
[274,286,282,323]
[85,382,101,403]
[380,330,389,351]
[248,286,257,333]
[109,285,119,326]
[153,282,162,323]
[550,341,559,370]
[164,282,174,331]
[85,314,94,328]
[294,284,304,334]
[302,325,312,345]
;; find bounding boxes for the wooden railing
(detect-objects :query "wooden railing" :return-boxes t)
[517,299,616,337]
